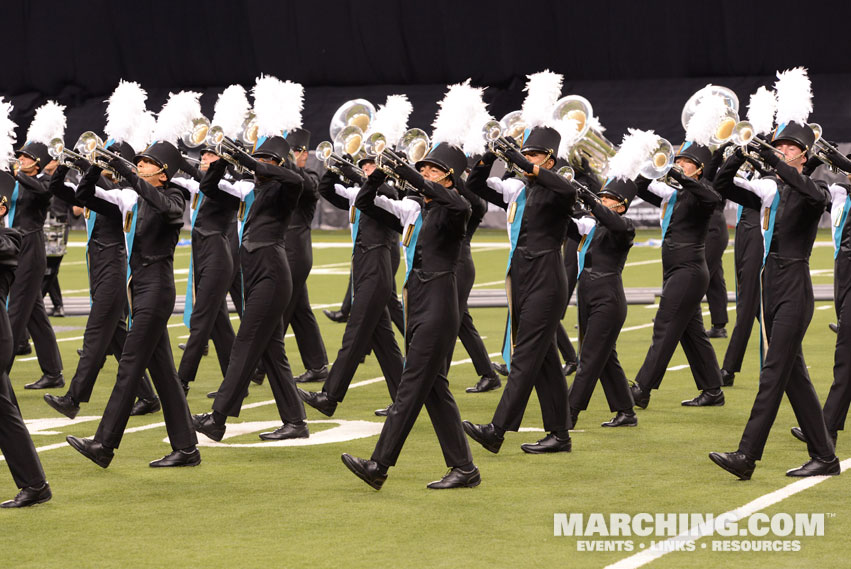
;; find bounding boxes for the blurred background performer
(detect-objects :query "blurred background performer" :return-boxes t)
[710,68,838,480]
[629,88,726,410]
[340,81,481,490]
[8,102,65,390]
[284,127,330,383]
[65,92,202,468]
[463,71,577,456]
[299,96,408,417]
[192,76,309,443]
[173,85,248,395]
[0,100,51,508]
[41,183,73,318]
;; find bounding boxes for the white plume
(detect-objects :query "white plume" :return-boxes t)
[747,86,777,135]
[151,91,202,145]
[463,106,495,157]
[212,85,250,139]
[431,79,485,148]
[554,117,581,160]
[774,67,812,126]
[607,128,660,181]
[104,80,148,145]
[520,70,563,129]
[252,75,303,137]
[0,98,17,166]
[26,100,66,144]
[129,110,156,153]
[685,88,727,146]
[369,94,413,148]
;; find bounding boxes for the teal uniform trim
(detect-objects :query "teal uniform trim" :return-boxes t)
[660,192,677,240]
[577,225,596,277]
[124,203,138,328]
[834,196,850,260]
[502,186,527,370]
[183,192,204,327]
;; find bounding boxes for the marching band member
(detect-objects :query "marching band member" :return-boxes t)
[710,68,838,479]
[7,102,65,389]
[629,90,725,410]
[65,92,202,468]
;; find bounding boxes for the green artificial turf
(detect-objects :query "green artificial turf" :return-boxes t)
[1,227,847,569]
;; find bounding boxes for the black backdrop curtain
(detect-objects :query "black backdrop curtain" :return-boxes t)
[3,0,851,146]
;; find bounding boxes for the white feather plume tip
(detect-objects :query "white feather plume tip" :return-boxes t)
[463,106,494,157]
[130,111,156,154]
[104,80,148,145]
[607,128,660,181]
[151,91,202,145]
[369,94,413,148]
[252,75,304,137]
[554,118,581,160]
[685,90,727,146]
[431,79,485,148]
[774,67,812,126]
[747,87,777,135]
[521,70,563,129]
[213,85,250,140]
[26,100,66,144]
[0,99,17,166]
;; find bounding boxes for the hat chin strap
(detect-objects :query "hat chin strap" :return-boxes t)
[138,164,166,178]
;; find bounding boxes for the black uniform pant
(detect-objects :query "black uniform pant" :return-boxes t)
[387,242,404,334]
[68,244,154,403]
[213,244,305,423]
[0,299,46,489]
[569,276,633,412]
[634,260,722,391]
[372,272,472,468]
[453,243,493,378]
[8,233,62,376]
[722,224,763,373]
[556,237,579,364]
[324,246,402,403]
[738,255,834,460]
[284,234,327,372]
[492,250,570,433]
[42,255,64,309]
[818,252,851,433]
[95,264,196,451]
[178,233,235,383]
[705,211,729,327]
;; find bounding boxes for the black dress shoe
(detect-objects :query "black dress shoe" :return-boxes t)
[15,343,32,356]
[178,342,209,356]
[76,348,84,356]
[1,483,52,508]
[295,366,329,383]
[790,427,837,447]
[130,397,161,416]
[466,375,501,393]
[250,369,265,385]
[66,436,114,468]
[25,373,65,390]
[682,390,725,407]
[563,361,577,376]
[720,369,735,387]
[601,411,637,427]
[630,383,650,409]
[520,433,572,454]
[491,362,509,377]
[427,467,481,489]
[150,448,201,467]
[829,322,839,334]
[462,421,503,454]
[709,451,755,480]
[341,453,386,490]
[297,388,337,417]
[786,456,840,477]
[44,393,79,419]
[374,404,392,417]
[192,413,225,442]
[259,422,310,440]
[706,326,727,338]
[49,306,65,318]
[323,309,348,323]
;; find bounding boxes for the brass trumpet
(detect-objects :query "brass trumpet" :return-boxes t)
[315,140,365,183]
[181,117,211,148]
[76,131,137,174]
[204,126,256,172]
[809,123,849,174]
[639,137,675,180]
[481,120,529,177]
[48,137,88,171]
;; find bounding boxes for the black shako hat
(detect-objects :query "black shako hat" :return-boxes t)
[134,141,183,180]
[106,140,135,163]
[0,170,15,203]
[286,128,311,152]
[599,177,638,213]
[771,122,815,154]
[415,142,467,186]
[252,135,290,164]
[674,141,712,173]
[521,126,561,159]
[15,141,52,173]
